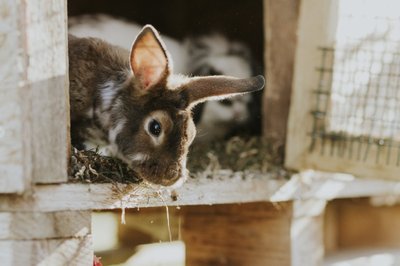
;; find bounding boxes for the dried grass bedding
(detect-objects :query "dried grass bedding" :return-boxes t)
[68,136,293,184]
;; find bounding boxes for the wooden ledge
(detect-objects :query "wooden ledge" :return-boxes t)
[1,170,400,212]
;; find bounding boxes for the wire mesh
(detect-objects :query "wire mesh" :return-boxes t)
[310,45,400,164]
[308,0,400,166]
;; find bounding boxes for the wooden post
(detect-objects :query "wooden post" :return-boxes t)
[291,200,326,266]
[0,0,69,192]
[262,0,300,147]
[0,211,92,266]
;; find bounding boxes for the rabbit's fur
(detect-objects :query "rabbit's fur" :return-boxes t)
[69,15,258,142]
[68,25,264,186]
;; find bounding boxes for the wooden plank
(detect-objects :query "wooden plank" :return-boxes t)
[26,0,69,184]
[0,0,69,190]
[0,173,289,212]
[262,0,300,146]
[0,211,91,240]
[182,202,293,266]
[0,0,32,193]
[0,236,92,266]
[291,200,326,266]
[285,0,339,170]
[291,215,324,266]
[0,171,399,212]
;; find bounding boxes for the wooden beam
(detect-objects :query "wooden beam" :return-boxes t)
[262,0,300,146]
[0,171,399,212]
[291,200,326,266]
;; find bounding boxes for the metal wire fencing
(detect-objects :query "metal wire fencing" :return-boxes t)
[310,36,400,164]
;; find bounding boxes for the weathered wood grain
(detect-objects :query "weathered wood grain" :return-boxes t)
[0,173,288,212]
[0,0,32,193]
[0,211,91,240]
[0,236,92,266]
[0,171,399,212]
[0,0,69,192]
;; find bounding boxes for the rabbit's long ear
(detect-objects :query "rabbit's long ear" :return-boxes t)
[130,25,171,90]
[183,75,265,107]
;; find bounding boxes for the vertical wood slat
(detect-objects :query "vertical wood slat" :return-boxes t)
[26,0,69,184]
[0,0,69,192]
[262,0,300,147]
[285,0,339,170]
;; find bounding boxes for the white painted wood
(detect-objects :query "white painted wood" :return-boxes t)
[0,236,92,266]
[0,0,69,192]
[0,171,399,212]
[0,211,91,240]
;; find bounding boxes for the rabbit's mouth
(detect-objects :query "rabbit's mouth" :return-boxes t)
[138,160,185,186]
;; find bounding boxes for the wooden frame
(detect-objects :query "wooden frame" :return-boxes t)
[285,0,400,180]
[263,0,300,146]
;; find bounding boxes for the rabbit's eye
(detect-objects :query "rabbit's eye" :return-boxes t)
[220,99,233,106]
[149,119,162,137]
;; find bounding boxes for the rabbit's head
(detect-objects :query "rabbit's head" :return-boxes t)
[109,26,265,186]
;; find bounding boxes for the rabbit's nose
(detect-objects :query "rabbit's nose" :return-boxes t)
[143,160,159,174]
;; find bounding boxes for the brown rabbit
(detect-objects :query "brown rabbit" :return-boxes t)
[68,25,265,186]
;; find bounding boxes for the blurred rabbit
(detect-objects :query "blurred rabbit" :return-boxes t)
[184,34,259,141]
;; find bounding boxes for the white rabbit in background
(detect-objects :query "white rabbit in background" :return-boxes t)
[183,34,256,142]
[69,14,257,142]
